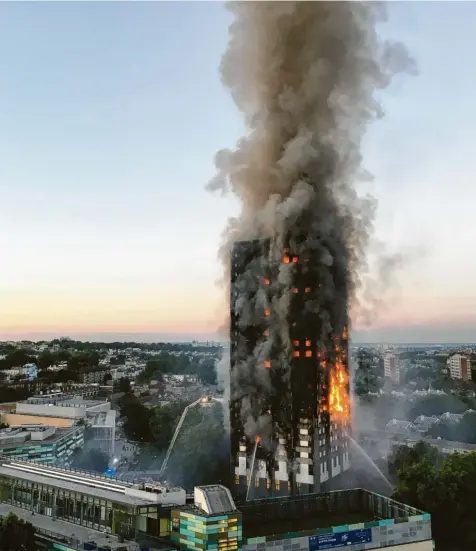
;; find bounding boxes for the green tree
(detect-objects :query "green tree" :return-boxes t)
[196,358,217,385]
[36,351,57,370]
[0,350,35,370]
[114,377,132,394]
[149,401,188,449]
[407,393,469,419]
[0,513,36,551]
[110,354,126,366]
[119,394,153,442]
[0,385,32,403]
[165,403,229,488]
[388,442,441,482]
[394,452,476,548]
[137,357,173,383]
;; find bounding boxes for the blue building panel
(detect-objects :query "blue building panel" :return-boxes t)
[309,529,372,550]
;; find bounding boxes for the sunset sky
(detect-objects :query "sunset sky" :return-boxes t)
[1,2,476,343]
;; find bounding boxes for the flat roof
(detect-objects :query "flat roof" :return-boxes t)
[0,427,80,450]
[0,503,133,549]
[238,489,427,539]
[0,463,151,506]
[244,510,372,538]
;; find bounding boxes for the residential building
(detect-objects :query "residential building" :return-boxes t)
[230,238,350,499]
[78,367,110,384]
[2,363,38,382]
[384,354,400,383]
[413,415,439,432]
[447,353,471,380]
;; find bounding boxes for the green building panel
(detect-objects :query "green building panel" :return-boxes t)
[171,509,242,551]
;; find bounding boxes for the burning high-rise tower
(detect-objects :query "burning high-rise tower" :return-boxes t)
[210,0,414,501]
[229,228,351,500]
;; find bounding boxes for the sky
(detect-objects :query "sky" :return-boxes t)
[0,1,475,344]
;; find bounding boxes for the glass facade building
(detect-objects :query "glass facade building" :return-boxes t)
[0,462,175,541]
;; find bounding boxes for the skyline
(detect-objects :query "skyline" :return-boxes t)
[1,2,476,343]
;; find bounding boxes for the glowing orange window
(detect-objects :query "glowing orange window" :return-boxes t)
[283,255,290,264]
[305,340,311,347]
[294,351,300,358]
[292,287,299,294]
[292,256,299,263]
[305,287,311,293]
[293,340,299,346]
[264,278,270,285]
[264,360,271,369]
[264,309,271,317]
[305,351,312,358]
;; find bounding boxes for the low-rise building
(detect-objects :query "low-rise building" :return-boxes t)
[413,415,439,432]
[0,459,433,551]
[1,394,116,458]
[78,367,110,384]
[0,425,83,465]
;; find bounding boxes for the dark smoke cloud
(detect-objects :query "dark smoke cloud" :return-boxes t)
[208,1,415,440]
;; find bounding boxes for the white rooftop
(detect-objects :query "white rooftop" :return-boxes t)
[0,460,185,507]
[194,485,237,515]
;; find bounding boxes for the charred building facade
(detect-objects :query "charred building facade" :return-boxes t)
[230,238,351,500]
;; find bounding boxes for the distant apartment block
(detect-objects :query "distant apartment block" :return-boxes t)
[2,363,38,382]
[77,366,110,384]
[447,353,471,381]
[384,354,400,383]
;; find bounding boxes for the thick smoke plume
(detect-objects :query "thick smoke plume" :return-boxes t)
[209,2,414,443]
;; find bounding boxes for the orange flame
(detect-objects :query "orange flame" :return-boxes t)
[264,309,271,317]
[264,360,271,369]
[255,436,261,443]
[283,255,290,264]
[328,353,349,422]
